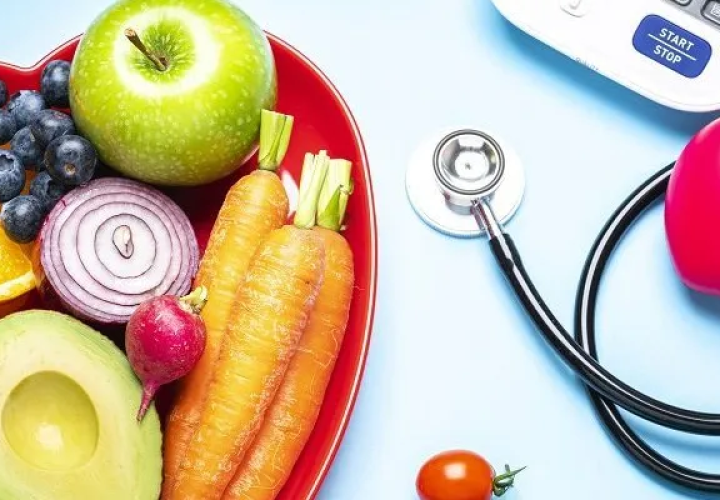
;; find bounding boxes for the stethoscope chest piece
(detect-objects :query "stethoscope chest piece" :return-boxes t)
[406,128,525,237]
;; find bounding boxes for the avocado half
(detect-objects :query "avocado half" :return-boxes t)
[0,309,162,499]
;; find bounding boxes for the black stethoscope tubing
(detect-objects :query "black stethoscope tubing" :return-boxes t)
[486,162,720,492]
[575,162,720,492]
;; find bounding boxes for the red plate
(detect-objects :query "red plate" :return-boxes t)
[0,32,377,500]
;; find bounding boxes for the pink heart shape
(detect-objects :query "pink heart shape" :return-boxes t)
[665,118,720,295]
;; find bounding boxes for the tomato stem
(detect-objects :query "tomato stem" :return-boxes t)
[492,464,526,497]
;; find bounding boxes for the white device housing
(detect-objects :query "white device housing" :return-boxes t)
[490,0,720,112]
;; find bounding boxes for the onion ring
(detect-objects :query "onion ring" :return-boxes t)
[37,177,200,325]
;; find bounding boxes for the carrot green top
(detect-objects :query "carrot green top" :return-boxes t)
[294,151,330,229]
[292,150,354,231]
[317,158,353,232]
[258,110,295,172]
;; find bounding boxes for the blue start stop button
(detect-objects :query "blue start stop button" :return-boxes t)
[632,14,712,78]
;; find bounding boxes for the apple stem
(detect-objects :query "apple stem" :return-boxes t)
[125,28,167,72]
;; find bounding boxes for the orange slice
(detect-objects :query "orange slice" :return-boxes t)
[0,170,40,308]
[0,227,35,303]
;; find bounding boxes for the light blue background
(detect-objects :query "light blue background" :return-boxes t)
[4,1,720,499]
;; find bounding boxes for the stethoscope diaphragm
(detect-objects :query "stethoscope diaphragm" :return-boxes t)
[405,128,526,238]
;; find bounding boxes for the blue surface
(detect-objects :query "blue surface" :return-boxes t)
[4,1,720,499]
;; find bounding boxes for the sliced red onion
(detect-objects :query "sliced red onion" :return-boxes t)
[38,177,200,325]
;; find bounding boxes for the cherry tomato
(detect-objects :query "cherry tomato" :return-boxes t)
[416,450,524,500]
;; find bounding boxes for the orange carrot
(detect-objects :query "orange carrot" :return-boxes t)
[162,110,294,497]
[222,159,355,500]
[166,151,332,500]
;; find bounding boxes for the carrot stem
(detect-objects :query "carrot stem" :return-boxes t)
[294,151,330,229]
[258,110,294,171]
[317,158,353,231]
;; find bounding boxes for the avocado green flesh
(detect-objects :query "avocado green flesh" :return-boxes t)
[0,310,162,500]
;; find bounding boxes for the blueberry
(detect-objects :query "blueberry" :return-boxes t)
[44,135,97,186]
[0,195,46,243]
[41,60,71,108]
[0,110,16,145]
[0,81,6,107]
[7,90,46,129]
[0,150,25,203]
[30,109,75,147]
[10,127,43,168]
[30,170,68,212]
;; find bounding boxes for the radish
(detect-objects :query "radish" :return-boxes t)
[125,286,208,421]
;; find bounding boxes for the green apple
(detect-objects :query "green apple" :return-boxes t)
[69,0,277,186]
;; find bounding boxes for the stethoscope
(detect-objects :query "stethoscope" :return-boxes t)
[405,128,720,493]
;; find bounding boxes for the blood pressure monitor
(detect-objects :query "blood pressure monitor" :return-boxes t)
[490,0,720,112]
